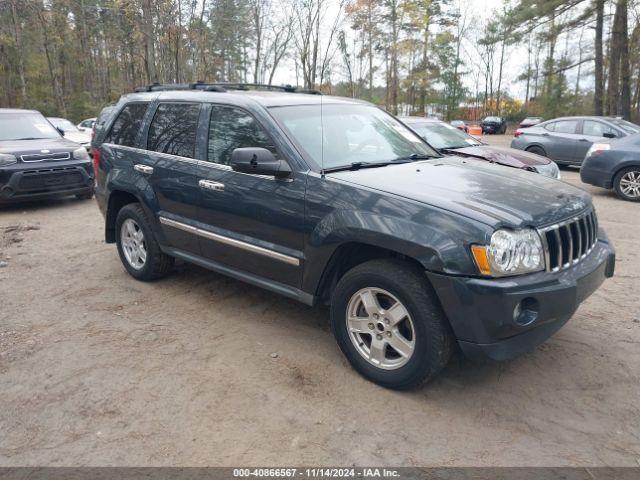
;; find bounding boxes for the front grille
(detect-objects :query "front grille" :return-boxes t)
[20,152,71,162]
[18,167,83,191]
[539,209,598,272]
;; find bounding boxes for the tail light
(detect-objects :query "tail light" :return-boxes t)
[514,129,523,138]
[91,147,101,178]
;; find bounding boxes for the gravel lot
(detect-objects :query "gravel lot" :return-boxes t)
[1,134,639,467]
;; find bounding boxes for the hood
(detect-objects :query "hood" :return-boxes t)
[448,145,551,169]
[327,156,591,228]
[0,137,83,157]
[62,130,91,145]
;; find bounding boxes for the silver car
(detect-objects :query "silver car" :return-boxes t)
[511,116,640,166]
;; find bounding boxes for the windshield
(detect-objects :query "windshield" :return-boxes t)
[407,121,481,150]
[610,119,640,134]
[484,116,501,122]
[0,112,60,141]
[269,104,438,170]
[48,118,79,132]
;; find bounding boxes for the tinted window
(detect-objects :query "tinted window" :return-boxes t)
[207,105,277,165]
[583,120,617,137]
[105,103,149,146]
[552,120,578,134]
[610,118,640,134]
[147,103,201,158]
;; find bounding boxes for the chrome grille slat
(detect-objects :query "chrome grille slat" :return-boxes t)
[20,152,71,162]
[539,209,598,272]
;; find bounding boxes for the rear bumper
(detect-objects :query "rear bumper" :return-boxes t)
[427,235,615,361]
[0,161,94,204]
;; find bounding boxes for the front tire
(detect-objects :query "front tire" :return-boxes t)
[115,203,174,281]
[330,259,453,390]
[614,167,640,202]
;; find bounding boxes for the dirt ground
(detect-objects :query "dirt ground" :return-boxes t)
[1,135,639,467]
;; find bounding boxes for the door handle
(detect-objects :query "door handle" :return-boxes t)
[199,179,225,192]
[578,138,589,142]
[541,133,550,137]
[134,164,154,175]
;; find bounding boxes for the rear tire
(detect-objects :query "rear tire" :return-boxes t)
[115,203,174,281]
[526,145,547,157]
[330,258,453,390]
[613,167,640,202]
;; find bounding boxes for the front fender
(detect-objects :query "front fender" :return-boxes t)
[301,207,490,295]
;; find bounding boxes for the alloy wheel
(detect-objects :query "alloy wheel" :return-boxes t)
[120,218,147,270]
[619,170,640,199]
[346,287,416,370]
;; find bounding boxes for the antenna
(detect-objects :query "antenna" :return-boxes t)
[320,87,325,176]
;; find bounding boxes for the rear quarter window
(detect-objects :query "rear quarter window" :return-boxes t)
[104,103,149,146]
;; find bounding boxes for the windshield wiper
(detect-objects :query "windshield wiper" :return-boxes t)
[322,158,420,174]
[392,153,437,161]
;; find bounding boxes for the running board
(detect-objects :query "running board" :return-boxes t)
[163,246,315,306]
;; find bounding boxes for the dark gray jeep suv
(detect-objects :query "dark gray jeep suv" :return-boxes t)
[94,83,615,389]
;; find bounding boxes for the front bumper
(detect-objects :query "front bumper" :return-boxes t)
[0,160,94,204]
[427,235,615,361]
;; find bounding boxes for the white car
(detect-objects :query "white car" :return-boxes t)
[48,117,92,149]
[77,117,96,132]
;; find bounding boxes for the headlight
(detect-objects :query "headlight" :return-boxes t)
[73,147,90,161]
[0,153,17,167]
[586,143,610,158]
[471,228,545,277]
[534,162,561,179]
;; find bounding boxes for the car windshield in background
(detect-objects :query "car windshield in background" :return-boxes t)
[49,118,80,132]
[484,116,501,122]
[270,104,438,170]
[0,112,60,141]
[610,119,640,134]
[409,122,481,150]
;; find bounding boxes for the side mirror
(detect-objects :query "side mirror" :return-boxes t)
[603,132,616,139]
[231,147,291,179]
[55,126,65,137]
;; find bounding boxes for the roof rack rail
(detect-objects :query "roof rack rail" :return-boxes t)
[133,81,322,95]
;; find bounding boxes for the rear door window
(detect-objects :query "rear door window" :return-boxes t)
[105,103,149,146]
[147,103,201,158]
[207,105,277,165]
[552,120,578,134]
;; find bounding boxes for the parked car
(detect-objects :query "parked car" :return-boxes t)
[511,116,640,166]
[450,120,468,132]
[77,117,96,131]
[480,116,507,134]
[48,117,92,150]
[93,83,614,389]
[401,117,560,178]
[581,133,640,201]
[0,109,94,204]
[519,117,543,128]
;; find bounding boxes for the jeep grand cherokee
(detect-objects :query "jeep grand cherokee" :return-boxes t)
[93,83,615,389]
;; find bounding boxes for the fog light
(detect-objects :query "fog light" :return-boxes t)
[513,297,539,326]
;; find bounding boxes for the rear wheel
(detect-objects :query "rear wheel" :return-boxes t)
[330,259,453,390]
[115,203,174,280]
[526,145,547,157]
[614,167,640,202]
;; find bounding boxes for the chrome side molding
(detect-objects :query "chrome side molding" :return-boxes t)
[159,216,300,266]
